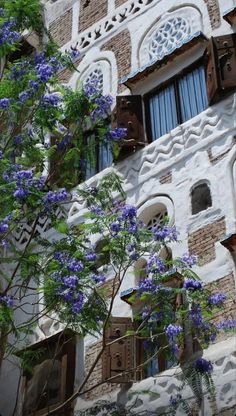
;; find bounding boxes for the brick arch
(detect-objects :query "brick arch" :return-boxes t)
[204,0,221,28]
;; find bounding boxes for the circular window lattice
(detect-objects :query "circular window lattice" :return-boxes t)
[147,208,168,230]
[148,17,190,61]
[84,67,104,94]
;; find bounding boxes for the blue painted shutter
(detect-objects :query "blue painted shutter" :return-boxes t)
[149,84,178,141]
[85,134,96,180]
[179,66,208,122]
[99,142,113,171]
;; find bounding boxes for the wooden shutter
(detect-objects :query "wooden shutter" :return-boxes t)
[102,317,134,383]
[115,95,145,145]
[206,34,236,104]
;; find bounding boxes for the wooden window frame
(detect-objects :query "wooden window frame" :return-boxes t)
[20,330,76,416]
[144,57,207,143]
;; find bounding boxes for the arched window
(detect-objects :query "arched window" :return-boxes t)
[191,182,212,215]
[146,206,168,230]
[83,66,104,94]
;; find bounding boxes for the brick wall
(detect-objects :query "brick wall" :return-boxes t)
[115,0,127,7]
[49,8,73,47]
[204,0,221,29]
[84,341,117,400]
[57,56,82,84]
[188,218,226,265]
[207,273,236,339]
[102,29,131,92]
[79,0,108,33]
[159,171,172,184]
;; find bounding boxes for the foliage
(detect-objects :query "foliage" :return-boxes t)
[0,2,235,416]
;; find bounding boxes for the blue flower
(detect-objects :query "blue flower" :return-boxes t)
[110,222,121,233]
[165,324,182,341]
[91,273,106,284]
[216,319,236,330]
[0,295,13,307]
[0,222,9,234]
[0,98,10,108]
[19,90,31,102]
[208,293,227,306]
[107,128,127,141]
[14,188,28,198]
[195,358,213,374]
[63,275,78,289]
[68,259,84,273]
[120,204,137,220]
[85,253,97,261]
[181,253,198,267]
[152,225,178,242]
[183,278,202,291]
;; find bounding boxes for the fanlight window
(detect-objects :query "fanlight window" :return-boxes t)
[147,207,168,230]
[84,67,104,94]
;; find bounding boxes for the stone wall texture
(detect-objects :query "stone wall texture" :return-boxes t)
[188,218,226,265]
[204,0,221,28]
[79,0,108,32]
[102,29,131,91]
[49,8,73,47]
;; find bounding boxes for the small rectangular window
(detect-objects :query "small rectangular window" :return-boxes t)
[146,63,208,142]
[85,131,113,180]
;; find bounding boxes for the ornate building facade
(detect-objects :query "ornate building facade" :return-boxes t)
[1,0,236,415]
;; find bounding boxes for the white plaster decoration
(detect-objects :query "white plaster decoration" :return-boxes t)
[114,94,236,194]
[64,0,160,53]
[82,65,104,94]
[138,196,174,226]
[139,7,203,67]
[11,207,65,250]
[71,52,117,96]
[123,337,236,415]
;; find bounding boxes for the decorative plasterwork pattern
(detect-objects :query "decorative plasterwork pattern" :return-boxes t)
[83,66,104,93]
[11,207,65,250]
[69,0,158,53]
[67,94,236,222]
[139,7,203,67]
[80,60,112,95]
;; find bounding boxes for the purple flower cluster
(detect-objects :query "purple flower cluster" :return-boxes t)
[165,324,182,341]
[0,221,9,234]
[120,205,137,220]
[68,259,84,273]
[43,189,69,205]
[195,358,213,374]
[85,252,97,262]
[138,278,160,293]
[90,95,113,122]
[110,204,139,235]
[83,79,100,97]
[91,273,106,284]
[56,133,72,150]
[88,205,104,216]
[181,253,198,268]
[146,254,166,274]
[152,225,178,242]
[35,54,61,83]
[3,166,46,199]
[106,128,127,141]
[0,98,11,109]
[208,293,227,306]
[42,93,61,107]
[169,394,182,408]
[189,304,203,328]
[0,18,21,47]
[183,278,202,291]
[19,90,31,103]
[0,295,13,307]
[216,319,236,330]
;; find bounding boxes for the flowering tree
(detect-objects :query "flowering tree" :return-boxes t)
[0,1,235,415]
